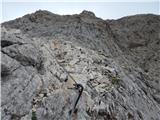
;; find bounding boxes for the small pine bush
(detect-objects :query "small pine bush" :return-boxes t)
[32,111,37,120]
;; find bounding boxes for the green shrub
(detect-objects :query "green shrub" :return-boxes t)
[32,111,37,120]
[111,76,120,85]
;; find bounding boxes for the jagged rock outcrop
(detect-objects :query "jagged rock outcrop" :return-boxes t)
[1,10,160,120]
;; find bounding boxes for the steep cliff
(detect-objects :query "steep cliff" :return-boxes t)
[1,10,160,120]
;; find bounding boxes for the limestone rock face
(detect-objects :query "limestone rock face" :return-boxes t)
[1,10,160,120]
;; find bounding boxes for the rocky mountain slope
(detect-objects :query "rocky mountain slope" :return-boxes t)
[1,10,160,120]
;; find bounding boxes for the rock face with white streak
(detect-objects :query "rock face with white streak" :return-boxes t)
[1,10,160,120]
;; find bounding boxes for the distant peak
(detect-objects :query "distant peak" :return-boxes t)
[33,10,56,16]
[80,10,95,17]
[23,10,59,23]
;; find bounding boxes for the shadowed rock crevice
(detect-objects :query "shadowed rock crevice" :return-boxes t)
[1,40,15,48]
[1,64,10,78]
[1,40,24,48]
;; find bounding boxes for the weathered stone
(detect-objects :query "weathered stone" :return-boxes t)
[1,10,160,120]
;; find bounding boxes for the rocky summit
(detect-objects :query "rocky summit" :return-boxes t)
[1,10,160,120]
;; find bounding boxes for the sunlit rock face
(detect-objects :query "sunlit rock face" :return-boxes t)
[1,10,160,120]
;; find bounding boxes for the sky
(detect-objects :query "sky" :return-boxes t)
[0,0,159,23]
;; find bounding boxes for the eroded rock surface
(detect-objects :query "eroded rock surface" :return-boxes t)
[1,10,160,120]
